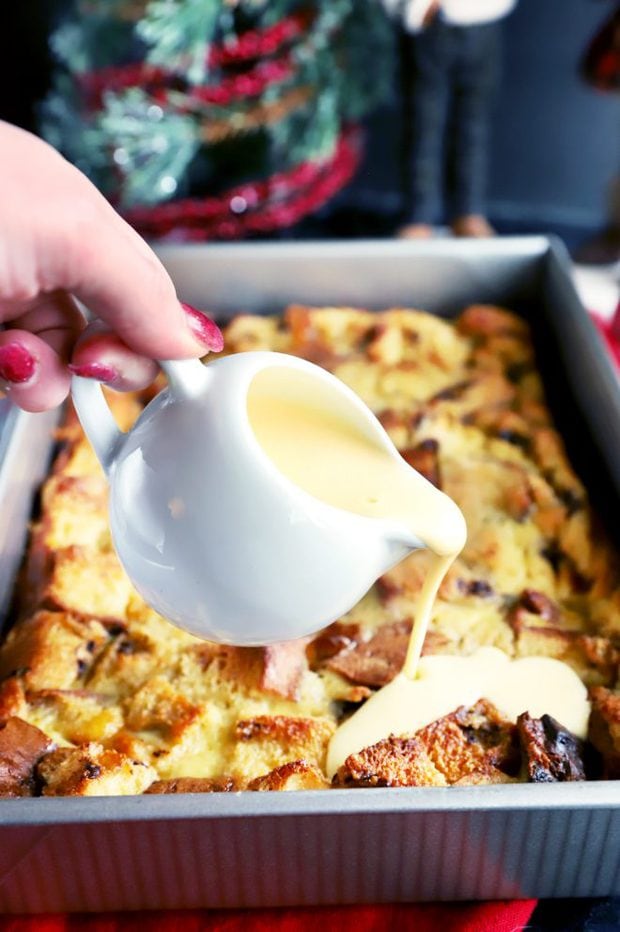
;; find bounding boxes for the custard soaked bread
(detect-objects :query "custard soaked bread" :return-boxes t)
[1,305,619,796]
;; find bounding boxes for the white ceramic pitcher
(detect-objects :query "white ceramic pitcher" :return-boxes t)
[71,352,428,645]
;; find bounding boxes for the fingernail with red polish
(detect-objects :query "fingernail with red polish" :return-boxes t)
[0,343,37,384]
[68,362,118,383]
[182,303,224,353]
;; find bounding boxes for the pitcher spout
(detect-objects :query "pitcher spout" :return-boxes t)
[380,522,426,572]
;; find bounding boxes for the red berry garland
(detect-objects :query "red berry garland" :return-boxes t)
[75,10,366,237]
[81,64,168,107]
[80,11,309,107]
[125,127,361,241]
[183,56,295,107]
[82,54,295,110]
[209,11,309,67]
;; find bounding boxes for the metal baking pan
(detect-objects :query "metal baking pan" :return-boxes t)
[0,237,619,912]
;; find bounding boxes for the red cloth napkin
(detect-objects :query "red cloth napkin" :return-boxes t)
[0,901,538,931]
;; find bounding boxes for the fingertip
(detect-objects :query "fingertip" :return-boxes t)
[0,330,71,412]
[71,323,160,392]
[181,304,225,354]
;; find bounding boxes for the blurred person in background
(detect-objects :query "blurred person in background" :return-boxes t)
[385,0,517,238]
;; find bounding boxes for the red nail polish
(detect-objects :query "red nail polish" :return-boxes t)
[182,303,224,352]
[68,362,118,383]
[0,343,37,383]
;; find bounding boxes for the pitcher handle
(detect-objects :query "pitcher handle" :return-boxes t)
[71,358,209,474]
[159,358,210,400]
[71,375,124,475]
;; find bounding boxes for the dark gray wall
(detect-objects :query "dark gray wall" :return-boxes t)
[490,0,620,228]
[352,0,620,233]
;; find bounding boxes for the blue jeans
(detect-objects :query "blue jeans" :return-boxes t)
[400,19,502,224]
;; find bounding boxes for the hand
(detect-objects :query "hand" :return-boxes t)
[0,121,223,412]
[422,0,440,27]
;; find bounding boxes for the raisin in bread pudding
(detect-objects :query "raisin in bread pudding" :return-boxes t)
[0,304,619,797]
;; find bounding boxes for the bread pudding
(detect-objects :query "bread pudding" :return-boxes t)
[1,303,619,797]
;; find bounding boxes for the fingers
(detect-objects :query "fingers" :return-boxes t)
[0,291,86,411]
[0,300,213,410]
[69,322,160,393]
[0,122,224,413]
[7,289,86,357]
[0,328,71,412]
[1,122,222,366]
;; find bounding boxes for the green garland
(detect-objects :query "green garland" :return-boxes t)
[42,0,394,210]
[137,0,221,84]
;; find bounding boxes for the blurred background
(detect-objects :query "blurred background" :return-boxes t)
[1,0,619,256]
[352,0,620,250]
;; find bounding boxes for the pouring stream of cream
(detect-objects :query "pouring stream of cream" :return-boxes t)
[248,369,590,779]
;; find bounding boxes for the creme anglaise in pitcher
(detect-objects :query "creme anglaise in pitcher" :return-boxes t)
[71,351,465,645]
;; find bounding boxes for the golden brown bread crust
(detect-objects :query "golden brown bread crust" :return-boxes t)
[334,700,519,789]
[248,760,330,791]
[333,734,447,787]
[588,687,620,778]
[516,713,587,782]
[0,675,26,721]
[189,640,310,701]
[416,700,520,783]
[0,611,109,693]
[37,548,136,623]
[144,761,329,793]
[0,717,55,796]
[36,744,155,796]
[323,620,412,688]
[0,304,619,795]
[145,776,239,793]
[233,715,335,774]
[335,701,586,788]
